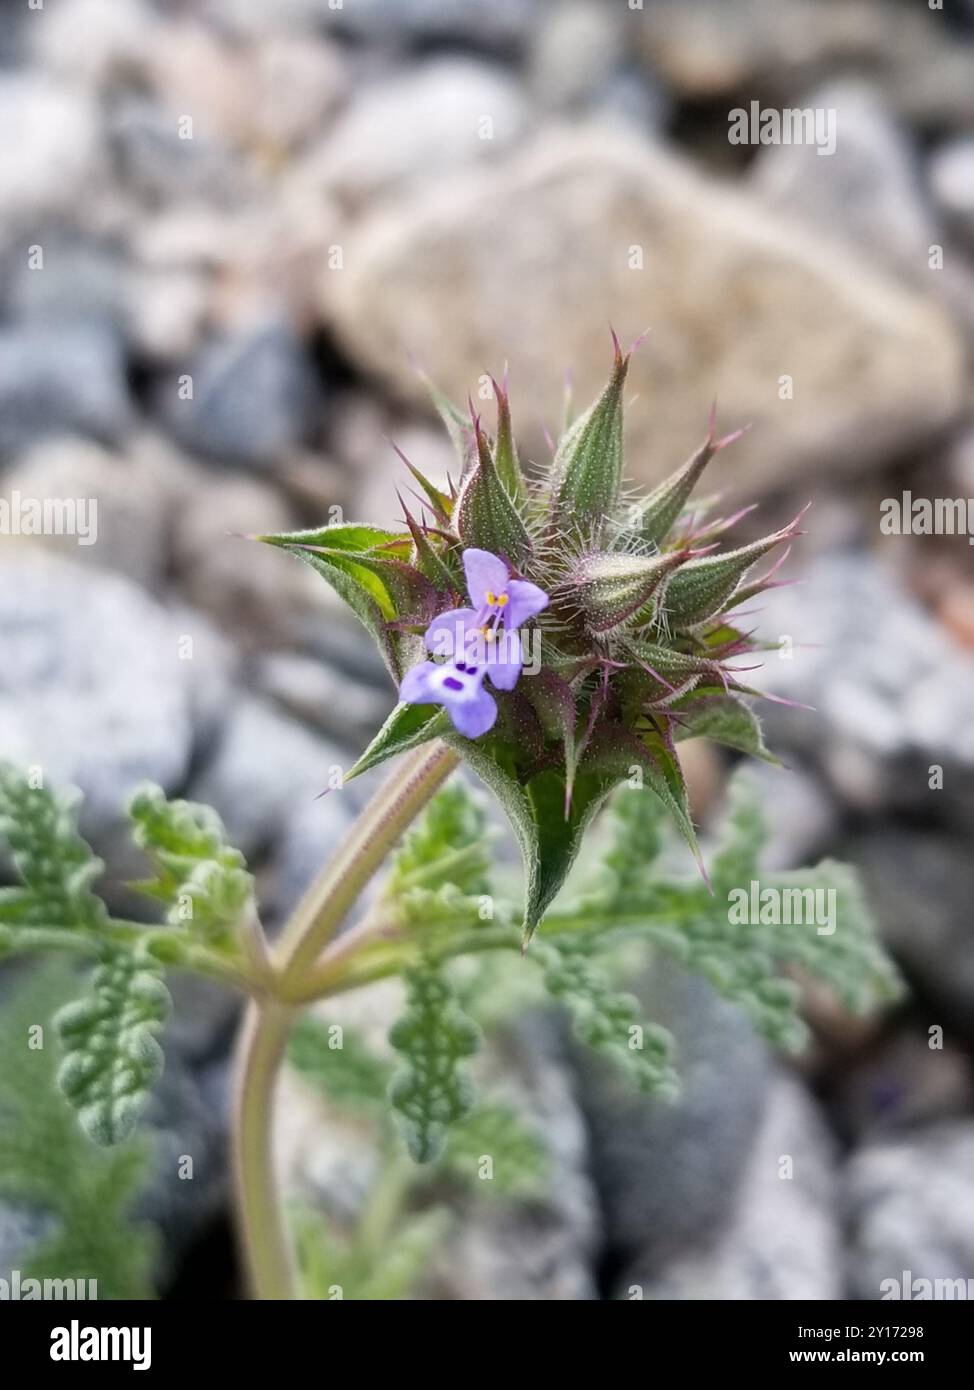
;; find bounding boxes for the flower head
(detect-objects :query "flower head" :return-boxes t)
[260,335,802,940]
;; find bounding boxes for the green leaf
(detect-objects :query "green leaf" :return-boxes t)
[259,524,414,678]
[387,782,491,899]
[673,693,781,764]
[0,964,156,1298]
[127,785,253,945]
[448,737,619,945]
[55,953,171,1146]
[663,522,796,628]
[388,964,481,1163]
[541,943,679,1098]
[0,765,106,934]
[634,428,721,548]
[573,550,686,633]
[490,374,526,504]
[345,703,450,783]
[441,1102,547,1196]
[456,418,531,564]
[549,337,630,537]
[288,1017,391,1110]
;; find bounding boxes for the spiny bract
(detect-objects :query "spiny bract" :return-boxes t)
[260,335,802,941]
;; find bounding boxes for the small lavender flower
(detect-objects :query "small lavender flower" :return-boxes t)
[399,548,549,737]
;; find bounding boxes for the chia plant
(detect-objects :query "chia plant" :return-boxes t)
[0,337,900,1300]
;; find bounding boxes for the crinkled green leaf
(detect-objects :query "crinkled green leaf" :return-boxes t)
[288,1016,391,1110]
[55,953,171,1146]
[541,942,678,1098]
[0,964,156,1298]
[441,1102,547,1196]
[388,964,481,1163]
[127,784,253,945]
[0,764,106,934]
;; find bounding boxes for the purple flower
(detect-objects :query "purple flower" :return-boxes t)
[399,549,549,738]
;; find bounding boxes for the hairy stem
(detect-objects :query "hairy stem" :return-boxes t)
[275,741,460,992]
[232,999,296,1299]
[232,739,460,1299]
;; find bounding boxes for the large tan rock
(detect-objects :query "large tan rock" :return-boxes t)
[323,128,966,496]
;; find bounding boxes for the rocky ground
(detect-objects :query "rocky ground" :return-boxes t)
[1,0,974,1299]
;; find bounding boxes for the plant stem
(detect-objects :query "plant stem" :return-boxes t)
[275,740,460,991]
[232,738,460,1299]
[232,999,296,1299]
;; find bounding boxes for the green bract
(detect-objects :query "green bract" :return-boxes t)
[261,339,801,942]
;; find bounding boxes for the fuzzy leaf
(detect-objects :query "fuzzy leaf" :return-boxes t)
[549,338,629,535]
[346,703,451,783]
[490,374,526,504]
[288,1017,391,1110]
[441,1102,547,1195]
[127,785,253,944]
[0,765,106,934]
[634,430,722,548]
[663,523,797,628]
[572,550,686,633]
[448,737,619,944]
[388,964,481,1163]
[673,693,780,764]
[0,964,156,1298]
[456,418,531,564]
[542,943,678,1097]
[55,953,171,1146]
[259,524,413,678]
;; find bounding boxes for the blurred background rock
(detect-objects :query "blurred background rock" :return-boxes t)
[1,0,973,1300]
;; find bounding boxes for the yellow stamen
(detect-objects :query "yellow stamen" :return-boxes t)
[485,590,509,608]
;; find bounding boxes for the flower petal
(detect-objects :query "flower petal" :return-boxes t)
[462,548,509,609]
[399,661,442,705]
[448,684,497,738]
[504,578,549,629]
[424,607,478,659]
[483,628,522,691]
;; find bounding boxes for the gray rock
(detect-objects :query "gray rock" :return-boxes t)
[751,81,937,278]
[109,96,242,208]
[2,437,170,588]
[620,1072,841,1300]
[256,651,390,749]
[847,828,974,1032]
[425,1014,599,1301]
[830,1030,974,1144]
[0,74,104,236]
[930,137,974,248]
[0,552,198,844]
[0,322,131,456]
[136,1047,230,1285]
[318,0,539,50]
[1,231,127,332]
[530,0,624,112]
[159,317,318,471]
[757,553,974,824]
[845,1122,974,1300]
[574,959,772,1265]
[324,127,964,496]
[302,58,528,207]
[188,696,349,860]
